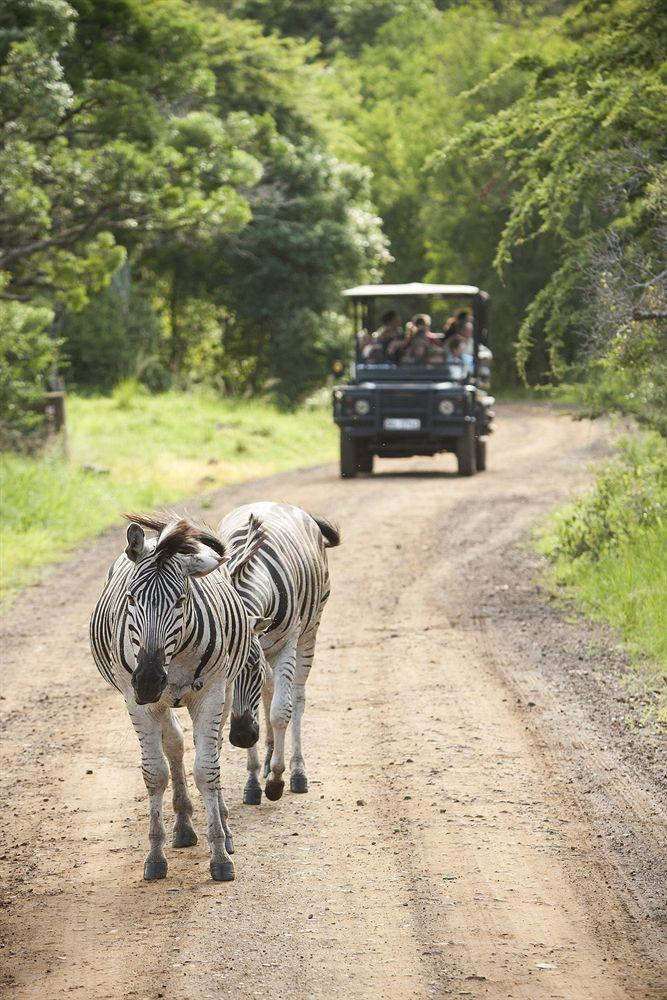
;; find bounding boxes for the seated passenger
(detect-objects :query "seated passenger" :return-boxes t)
[445,334,474,373]
[442,316,457,341]
[444,310,475,363]
[357,328,372,354]
[412,313,444,345]
[371,310,403,361]
[398,320,443,365]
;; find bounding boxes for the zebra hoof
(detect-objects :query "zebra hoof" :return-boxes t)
[210,861,235,882]
[225,833,235,856]
[143,859,167,881]
[265,778,285,801]
[172,826,198,849]
[290,773,308,794]
[243,784,262,805]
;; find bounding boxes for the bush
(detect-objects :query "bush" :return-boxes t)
[548,433,667,561]
[0,298,58,449]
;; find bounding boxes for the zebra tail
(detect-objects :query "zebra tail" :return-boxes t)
[311,514,341,549]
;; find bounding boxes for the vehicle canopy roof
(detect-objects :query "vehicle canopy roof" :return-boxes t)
[342,282,485,299]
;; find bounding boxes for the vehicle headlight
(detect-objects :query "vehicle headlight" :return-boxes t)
[438,399,455,415]
[354,398,371,415]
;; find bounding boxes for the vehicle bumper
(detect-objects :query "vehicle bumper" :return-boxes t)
[334,416,475,440]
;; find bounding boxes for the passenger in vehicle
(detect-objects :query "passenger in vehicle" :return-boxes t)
[363,309,403,362]
[442,316,457,341]
[357,327,372,354]
[443,310,474,368]
[399,315,445,365]
[445,333,473,374]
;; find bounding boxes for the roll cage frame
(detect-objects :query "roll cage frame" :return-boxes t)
[343,282,490,380]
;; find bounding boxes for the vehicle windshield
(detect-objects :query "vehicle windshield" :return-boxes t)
[353,297,476,380]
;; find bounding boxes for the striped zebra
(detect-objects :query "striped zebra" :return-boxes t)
[220,502,340,804]
[89,514,264,882]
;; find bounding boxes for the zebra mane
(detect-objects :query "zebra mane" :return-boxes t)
[123,512,227,565]
[227,514,267,578]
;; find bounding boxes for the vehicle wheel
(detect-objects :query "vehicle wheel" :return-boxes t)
[340,431,372,478]
[456,424,477,476]
[475,438,487,472]
[357,448,373,474]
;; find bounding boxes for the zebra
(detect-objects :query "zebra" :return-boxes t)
[89,513,265,882]
[219,502,340,805]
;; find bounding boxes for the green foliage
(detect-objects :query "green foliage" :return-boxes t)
[0,297,58,447]
[215,132,389,402]
[545,433,667,561]
[59,265,165,390]
[0,389,337,601]
[3,0,664,431]
[0,0,259,310]
[441,0,666,412]
[227,0,424,55]
[540,431,667,720]
[0,0,389,425]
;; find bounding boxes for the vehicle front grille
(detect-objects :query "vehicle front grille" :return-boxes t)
[379,391,429,418]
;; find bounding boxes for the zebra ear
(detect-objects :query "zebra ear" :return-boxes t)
[247,615,273,635]
[125,523,146,562]
[178,544,226,578]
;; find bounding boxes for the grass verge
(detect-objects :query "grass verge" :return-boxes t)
[537,430,667,726]
[1,385,337,603]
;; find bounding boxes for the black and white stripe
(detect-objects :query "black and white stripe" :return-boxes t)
[90,515,255,883]
[219,501,340,804]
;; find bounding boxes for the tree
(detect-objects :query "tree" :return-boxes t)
[0,0,260,310]
[441,0,666,419]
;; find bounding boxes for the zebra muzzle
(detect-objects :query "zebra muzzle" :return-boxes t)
[229,710,260,749]
[132,649,168,705]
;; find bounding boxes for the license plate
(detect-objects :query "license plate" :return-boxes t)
[383,417,421,431]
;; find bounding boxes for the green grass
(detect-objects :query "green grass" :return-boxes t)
[1,385,337,602]
[537,431,667,726]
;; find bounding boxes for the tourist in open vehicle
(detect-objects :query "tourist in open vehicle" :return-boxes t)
[445,333,473,372]
[360,309,404,362]
[398,315,446,365]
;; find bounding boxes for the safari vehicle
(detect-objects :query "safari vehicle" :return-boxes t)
[333,283,495,478]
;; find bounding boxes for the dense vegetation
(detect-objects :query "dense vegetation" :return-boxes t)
[1,0,664,443]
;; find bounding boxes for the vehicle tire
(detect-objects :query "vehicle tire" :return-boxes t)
[340,431,372,478]
[357,447,374,474]
[475,438,487,472]
[456,424,477,476]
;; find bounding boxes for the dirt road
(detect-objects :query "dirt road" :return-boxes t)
[1,403,665,999]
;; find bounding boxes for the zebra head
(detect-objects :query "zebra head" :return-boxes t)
[124,516,227,705]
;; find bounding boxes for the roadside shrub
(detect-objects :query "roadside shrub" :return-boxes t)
[111,378,149,411]
[0,298,58,449]
[548,432,667,561]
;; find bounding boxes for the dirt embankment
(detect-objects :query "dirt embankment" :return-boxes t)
[0,403,665,999]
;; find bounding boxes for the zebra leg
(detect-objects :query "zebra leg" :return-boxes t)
[265,638,297,801]
[161,710,197,849]
[290,633,317,794]
[262,670,274,780]
[128,704,170,881]
[214,685,235,857]
[190,697,234,882]
[216,696,235,855]
[243,745,262,805]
